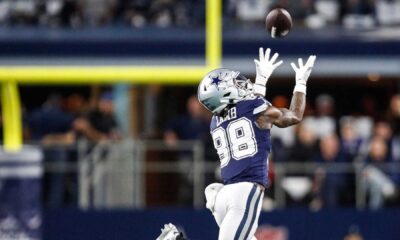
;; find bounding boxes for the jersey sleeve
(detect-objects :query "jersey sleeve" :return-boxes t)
[237,96,271,116]
[252,97,271,115]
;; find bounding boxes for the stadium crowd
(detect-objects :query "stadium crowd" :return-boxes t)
[3,90,121,208]
[1,89,400,209]
[0,0,397,28]
[268,94,400,210]
[163,93,400,210]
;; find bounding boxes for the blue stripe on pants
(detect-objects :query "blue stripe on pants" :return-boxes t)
[234,184,257,240]
[243,190,263,240]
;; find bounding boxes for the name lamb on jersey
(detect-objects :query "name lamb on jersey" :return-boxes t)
[216,107,237,127]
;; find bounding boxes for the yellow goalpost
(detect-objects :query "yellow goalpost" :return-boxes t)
[0,0,222,151]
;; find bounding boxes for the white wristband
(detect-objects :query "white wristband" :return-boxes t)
[253,84,266,96]
[255,75,268,86]
[293,84,307,94]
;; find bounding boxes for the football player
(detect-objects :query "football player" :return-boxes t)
[156,48,316,240]
[200,48,316,240]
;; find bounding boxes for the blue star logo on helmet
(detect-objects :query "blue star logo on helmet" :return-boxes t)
[211,76,221,86]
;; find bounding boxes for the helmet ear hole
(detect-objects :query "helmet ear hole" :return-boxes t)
[223,93,231,97]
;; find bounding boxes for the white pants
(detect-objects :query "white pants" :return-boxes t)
[212,182,264,240]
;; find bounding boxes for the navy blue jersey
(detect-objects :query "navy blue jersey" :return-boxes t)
[210,96,272,187]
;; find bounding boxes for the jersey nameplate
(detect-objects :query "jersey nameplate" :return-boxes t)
[216,107,237,127]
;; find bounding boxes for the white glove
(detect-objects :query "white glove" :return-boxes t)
[291,55,316,94]
[253,47,283,96]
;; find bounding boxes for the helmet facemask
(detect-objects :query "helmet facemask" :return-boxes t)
[220,72,255,105]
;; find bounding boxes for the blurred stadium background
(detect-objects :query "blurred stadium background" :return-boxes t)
[0,0,400,239]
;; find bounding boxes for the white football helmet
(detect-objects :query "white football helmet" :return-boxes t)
[197,68,254,114]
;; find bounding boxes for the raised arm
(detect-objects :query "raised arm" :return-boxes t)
[260,92,305,128]
[256,55,316,129]
[253,47,283,97]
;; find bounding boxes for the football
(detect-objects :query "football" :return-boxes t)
[265,8,293,38]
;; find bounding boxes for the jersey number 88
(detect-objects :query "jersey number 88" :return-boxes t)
[212,118,258,167]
